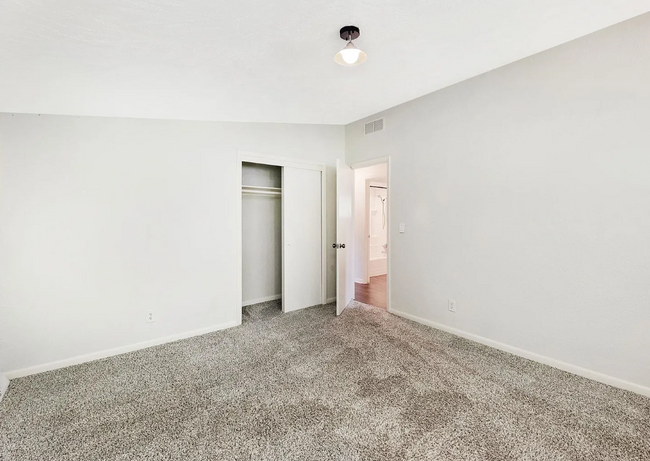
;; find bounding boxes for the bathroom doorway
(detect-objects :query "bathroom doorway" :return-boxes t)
[352,161,389,310]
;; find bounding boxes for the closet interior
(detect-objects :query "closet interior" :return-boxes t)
[241,162,283,315]
[240,157,325,320]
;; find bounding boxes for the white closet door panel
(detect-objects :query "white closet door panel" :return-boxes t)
[282,167,322,313]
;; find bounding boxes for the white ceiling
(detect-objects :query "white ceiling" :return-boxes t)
[1,1,649,125]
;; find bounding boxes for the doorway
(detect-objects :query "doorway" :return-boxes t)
[353,162,388,310]
[333,156,391,316]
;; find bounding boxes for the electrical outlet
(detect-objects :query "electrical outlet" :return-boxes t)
[146,311,156,323]
[448,299,456,313]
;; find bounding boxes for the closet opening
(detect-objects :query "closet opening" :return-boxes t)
[237,152,328,324]
[241,162,283,320]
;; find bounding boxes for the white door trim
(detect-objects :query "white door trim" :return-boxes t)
[349,157,391,170]
[236,151,327,323]
[363,178,371,284]
[349,156,392,313]
[239,151,326,171]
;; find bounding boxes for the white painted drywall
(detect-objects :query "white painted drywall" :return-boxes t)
[242,164,282,304]
[345,14,650,390]
[353,164,387,283]
[0,114,343,375]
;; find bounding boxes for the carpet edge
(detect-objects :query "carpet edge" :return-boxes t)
[389,308,650,398]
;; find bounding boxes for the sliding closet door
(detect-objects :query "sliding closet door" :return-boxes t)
[282,167,322,313]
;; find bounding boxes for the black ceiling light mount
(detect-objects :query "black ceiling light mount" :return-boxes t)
[335,25,367,66]
[339,25,360,41]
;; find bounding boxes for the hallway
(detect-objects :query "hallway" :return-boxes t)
[354,275,387,310]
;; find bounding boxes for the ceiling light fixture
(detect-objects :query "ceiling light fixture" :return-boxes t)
[334,26,367,66]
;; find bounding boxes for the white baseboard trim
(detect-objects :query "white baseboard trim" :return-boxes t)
[326,297,336,304]
[354,279,367,284]
[389,308,650,398]
[4,320,241,380]
[0,374,9,403]
[242,294,282,307]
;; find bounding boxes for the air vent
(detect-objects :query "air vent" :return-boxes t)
[364,117,385,135]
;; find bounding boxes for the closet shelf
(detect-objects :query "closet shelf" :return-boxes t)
[242,185,282,196]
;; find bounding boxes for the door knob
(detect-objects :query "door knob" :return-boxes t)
[332,243,346,249]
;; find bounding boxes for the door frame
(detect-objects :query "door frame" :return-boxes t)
[236,151,327,324]
[349,156,392,313]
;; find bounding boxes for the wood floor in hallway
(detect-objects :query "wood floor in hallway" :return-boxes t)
[354,274,387,310]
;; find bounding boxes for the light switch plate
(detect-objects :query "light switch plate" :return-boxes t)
[399,223,406,233]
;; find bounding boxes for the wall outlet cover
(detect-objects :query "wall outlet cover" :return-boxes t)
[448,299,457,312]
[146,311,156,323]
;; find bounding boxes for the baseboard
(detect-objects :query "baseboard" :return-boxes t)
[0,374,9,403]
[4,319,241,380]
[389,308,650,398]
[354,279,367,284]
[326,297,336,304]
[242,294,282,307]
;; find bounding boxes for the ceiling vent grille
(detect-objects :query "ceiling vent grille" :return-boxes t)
[364,117,385,135]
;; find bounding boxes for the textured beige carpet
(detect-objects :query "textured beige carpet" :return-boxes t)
[1,300,649,460]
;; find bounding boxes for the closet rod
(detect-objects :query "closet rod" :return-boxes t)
[242,190,281,196]
[370,185,387,189]
[242,185,281,191]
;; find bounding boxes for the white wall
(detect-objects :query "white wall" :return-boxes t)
[242,163,282,304]
[0,114,343,375]
[346,13,650,392]
[353,164,387,283]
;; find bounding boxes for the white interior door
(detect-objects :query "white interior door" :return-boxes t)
[336,159,354,315]
[282,166,322,313]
